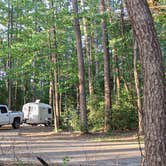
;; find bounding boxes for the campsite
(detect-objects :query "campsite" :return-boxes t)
[0,0,165,165]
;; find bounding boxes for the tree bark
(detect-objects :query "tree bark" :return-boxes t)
[49,80,53,106]
[48,27,53,107]
[133,39,143,134]
[126,0,166,165]
[23,83,28,105]
[51,26,59,132]
[72,0,88,133]
[14,81,18,110]
[48,0,59,132]
[100,0,112,132]
[59,92,62,117]
[94,36,100,75]
[7,0,13,110]
[53,57,59,129]
[114,54,120,102]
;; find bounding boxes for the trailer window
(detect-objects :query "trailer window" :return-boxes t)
[0,107,7,114]
[48,108,52,114]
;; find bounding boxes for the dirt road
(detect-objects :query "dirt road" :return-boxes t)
[0,126,144,166]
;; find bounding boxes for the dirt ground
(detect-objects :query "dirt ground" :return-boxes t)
[0,125,144,166]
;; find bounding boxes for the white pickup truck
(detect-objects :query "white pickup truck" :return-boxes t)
[0,105,24,129]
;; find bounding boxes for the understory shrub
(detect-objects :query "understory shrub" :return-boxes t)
[60,92,138,132]
[87,95,105,131]
[60,107,80,131]
[112,91,138,130]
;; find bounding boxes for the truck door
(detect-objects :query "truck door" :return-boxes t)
[0,106,9,125]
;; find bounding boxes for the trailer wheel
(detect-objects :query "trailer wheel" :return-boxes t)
[12,118,20,129]
[44,121,52,127]
[44,123,49,127]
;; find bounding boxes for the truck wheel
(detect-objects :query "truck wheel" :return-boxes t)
[12,118,20,129]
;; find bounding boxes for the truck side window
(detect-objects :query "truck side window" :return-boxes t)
[0,107,7,114]
[48,108,52,114]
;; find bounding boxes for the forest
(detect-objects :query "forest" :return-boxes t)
[0,0,166,165]
[0,0,165,132]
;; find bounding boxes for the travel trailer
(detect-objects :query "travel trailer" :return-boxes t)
[22,100,52,126]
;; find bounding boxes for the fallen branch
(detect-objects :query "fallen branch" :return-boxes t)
[36,156,49,166]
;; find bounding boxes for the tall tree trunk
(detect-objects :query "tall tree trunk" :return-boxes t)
[120,0,129,95]
[100,0,112,132]
[53,57,59,129]
[50,27,59,132]
[94,36,100,75]
[23,84,27,104]
[126,0,166,165]
[14,81,18,110]
[114,54,120,102]
[48,0,59,132]
[48,28,53,107]
[72,0,88,133]
[7,77,12,109]
[76,86,79,111]
[32,59,37,102]
[52,84,58,132]
[7,0,13,110]
[81,0,94,96]
[59,93,62,117]
[49,80,53,106]
[133,39,143,134]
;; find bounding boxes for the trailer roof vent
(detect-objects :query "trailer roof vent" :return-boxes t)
[35,99,40,103]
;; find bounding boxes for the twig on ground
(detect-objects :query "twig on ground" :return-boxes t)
[137,132,145,166]
[36,156,49,166]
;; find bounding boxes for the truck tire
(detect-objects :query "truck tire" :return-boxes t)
[12,118,20,129]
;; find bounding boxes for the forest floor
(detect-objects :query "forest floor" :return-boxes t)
[0,125,144,166]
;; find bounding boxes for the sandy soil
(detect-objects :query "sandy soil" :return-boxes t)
[0,125,144,166]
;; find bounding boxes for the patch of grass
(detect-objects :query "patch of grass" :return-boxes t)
[88,131,144,142]
[94,137,144,142]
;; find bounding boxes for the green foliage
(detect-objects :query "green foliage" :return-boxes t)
[60,108,80,131]
[112,91,138,130]
[0,0,164,133]
[0,81,7,104]
[87,95,105,131]
[87,91,138,132]
[62,156,70,166]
